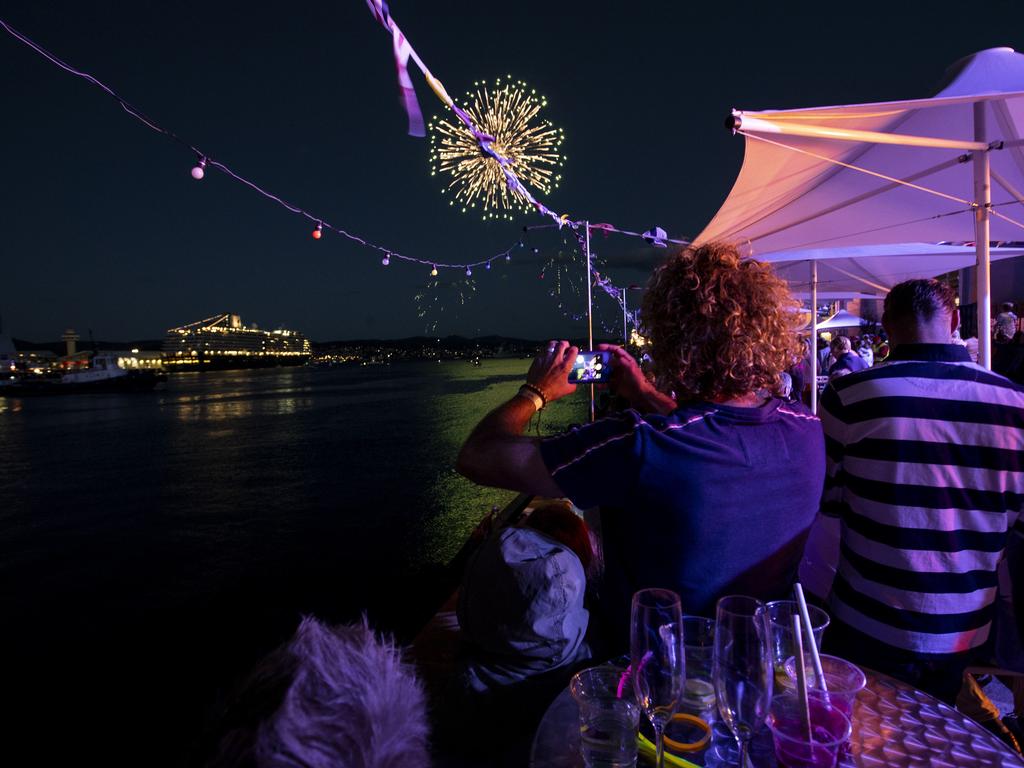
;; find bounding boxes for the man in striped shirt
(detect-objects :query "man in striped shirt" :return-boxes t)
[820,278,1024,703]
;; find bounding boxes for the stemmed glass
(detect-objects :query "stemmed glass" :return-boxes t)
[630,588,684,768]
[713,595,772,768]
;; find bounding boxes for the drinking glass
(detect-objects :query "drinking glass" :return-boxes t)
[681,615,717,716]
[767,693,851,768]
[765,600,829,688]
[713,595,772,767]
[570,665,641,768]
[631,588,685,768]
[782,654,866,720]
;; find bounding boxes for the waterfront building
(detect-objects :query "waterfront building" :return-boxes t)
[163,313,311,371]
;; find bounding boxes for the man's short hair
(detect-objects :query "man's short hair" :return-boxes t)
[640,241,802,401]
[831,336,852,354]
[1002,301,1015,313]
[884,279,957,325]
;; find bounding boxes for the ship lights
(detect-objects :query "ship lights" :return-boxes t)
[312,222,323,240]
[382,253,390,266]
[430,265,438,277]
[191,156,207,180]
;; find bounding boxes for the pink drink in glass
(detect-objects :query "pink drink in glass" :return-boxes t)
[767,694,851,768]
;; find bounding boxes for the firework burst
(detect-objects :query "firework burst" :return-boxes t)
[414,276,478,335]
[540,241,586,320]
[429,77,565,220]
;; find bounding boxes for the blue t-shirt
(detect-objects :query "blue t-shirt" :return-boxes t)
[539,399,824,634]
[829,352,869,376]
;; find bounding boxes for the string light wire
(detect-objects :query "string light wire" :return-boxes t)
[0,16,522,272]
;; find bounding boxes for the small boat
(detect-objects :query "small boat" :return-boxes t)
[0,353,165,396]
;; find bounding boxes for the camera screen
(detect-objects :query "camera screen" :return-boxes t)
[569,351,611,383]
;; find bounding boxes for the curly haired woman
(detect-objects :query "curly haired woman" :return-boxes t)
[457,242,823,641]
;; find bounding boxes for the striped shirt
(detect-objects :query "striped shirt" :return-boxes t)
[820,343,1024,658]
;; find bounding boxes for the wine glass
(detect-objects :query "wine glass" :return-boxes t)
[713,595,772,768]
[630,588,684,768]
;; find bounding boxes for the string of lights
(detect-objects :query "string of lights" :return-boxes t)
[0,16,525,276]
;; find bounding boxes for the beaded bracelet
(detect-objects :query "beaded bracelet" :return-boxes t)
[520,382,548,407]
[517,387,544,412]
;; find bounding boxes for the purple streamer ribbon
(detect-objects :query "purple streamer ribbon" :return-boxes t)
[366,0,424,137]
[391,25,424,136]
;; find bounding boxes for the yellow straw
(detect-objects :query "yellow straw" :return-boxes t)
[636,732,701,768]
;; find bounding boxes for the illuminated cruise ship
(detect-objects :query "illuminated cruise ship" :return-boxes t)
[163,313,311,371]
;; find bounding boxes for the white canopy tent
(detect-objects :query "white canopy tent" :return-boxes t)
[696,47,1024,374]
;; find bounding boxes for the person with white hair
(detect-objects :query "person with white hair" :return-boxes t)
[777,370,793,400]
[202,617,430,768]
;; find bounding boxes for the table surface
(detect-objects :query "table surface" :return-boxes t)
[530,667,1024,767]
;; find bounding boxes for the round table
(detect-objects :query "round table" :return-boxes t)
[530,667,1024,767]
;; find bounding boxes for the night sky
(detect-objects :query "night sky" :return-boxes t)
[2,1,1022,342]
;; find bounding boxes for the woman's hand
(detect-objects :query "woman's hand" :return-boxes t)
[597,343,648,401]
[597,343,677,415]
[525,340,579,403]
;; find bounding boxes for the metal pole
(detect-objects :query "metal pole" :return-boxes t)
[974,102,992,370]
[621,288,629,345]
[584,222,595,422]
[810,260,818,414]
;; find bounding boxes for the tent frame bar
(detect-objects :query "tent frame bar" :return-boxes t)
[732,112,990,152]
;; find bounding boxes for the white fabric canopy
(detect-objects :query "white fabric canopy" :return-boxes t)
[698,48,1024,251]
[696,47,1024,368]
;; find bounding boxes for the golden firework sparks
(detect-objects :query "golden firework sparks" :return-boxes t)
[428,77,565,221]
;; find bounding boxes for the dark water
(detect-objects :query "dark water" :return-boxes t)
[0,361,583,766]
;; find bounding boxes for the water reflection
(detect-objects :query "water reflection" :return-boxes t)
[0,397,24,413]
[168,393,312,422]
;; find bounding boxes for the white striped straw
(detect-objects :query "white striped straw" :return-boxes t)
[792,614,813,742]
[794,583,828,692]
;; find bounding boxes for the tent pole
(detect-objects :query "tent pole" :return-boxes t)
[585,222,595,422]
[811,260,818,414]
[974,103,992,370]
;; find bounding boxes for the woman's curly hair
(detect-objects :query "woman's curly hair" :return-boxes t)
[640,241,803,403]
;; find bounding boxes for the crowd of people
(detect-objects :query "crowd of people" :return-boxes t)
[197,242,1024,766]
